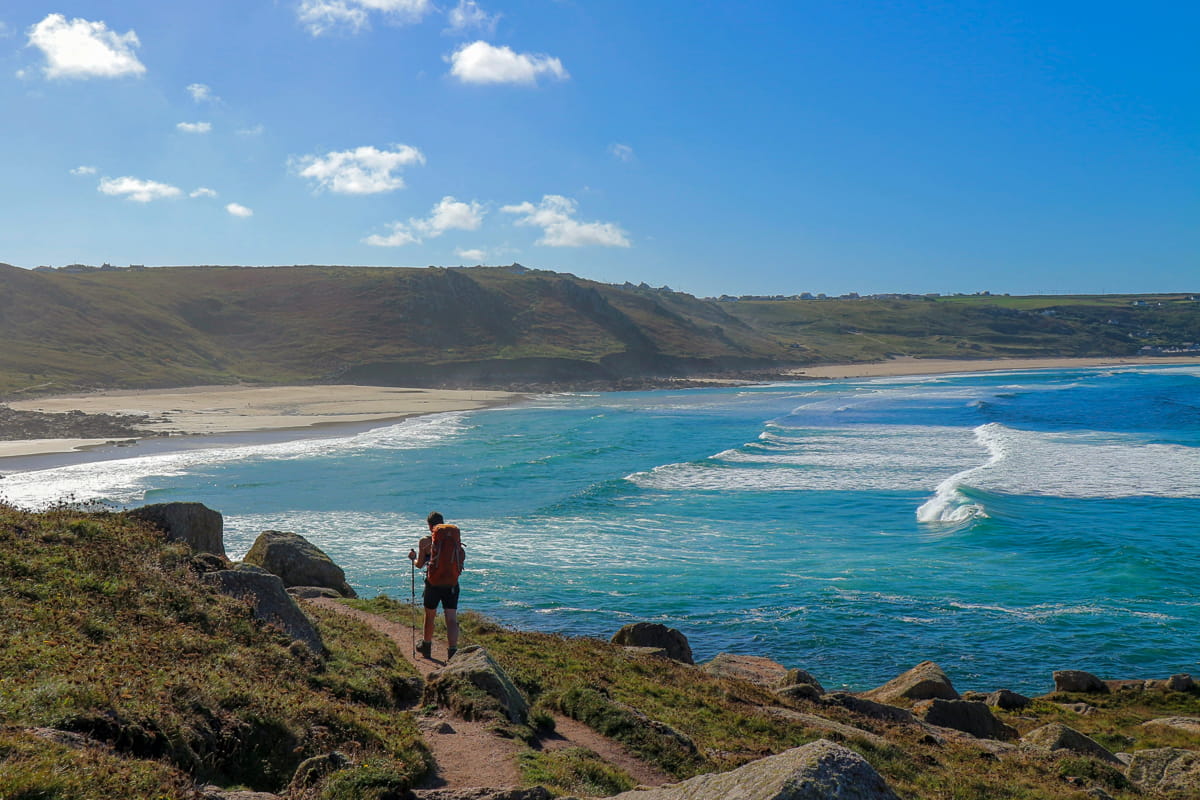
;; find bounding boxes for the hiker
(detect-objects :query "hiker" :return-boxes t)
[408,511,465,660]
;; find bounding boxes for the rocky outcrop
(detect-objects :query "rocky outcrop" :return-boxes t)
[202,565,323,654]
[606,738,900,800]
[1143,717,1200,735]
[0,404,159,441]
[822,692,916,724]
[411,790,552,800]
[703,653,788,685]
[621,645,670,659]
[862,661,958,704]
[1020,723,1120,763]
[1053,670,1109,693]
[779,668,826,695]
[1166,673,1195,691]
[700,655,827,701]
[1127,747,1200,795]
[287,586,344,599]
[242,530,356,598]
[915,699,1017,741]
[423,645,529,725]
[1144,674,1198,692]
[777,683,823,702]
[986,689,1032,710]
[611,622,693,665]
[129,502,226,558]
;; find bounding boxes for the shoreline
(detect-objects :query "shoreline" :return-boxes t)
[1,385,520,463]
[2,355,1198,463]
[787,354,1200,380]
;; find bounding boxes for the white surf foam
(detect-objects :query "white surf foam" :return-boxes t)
[0,412,470,508]
[916,422,1200,523]
[915,424,1005,523]
[627,424,983,493]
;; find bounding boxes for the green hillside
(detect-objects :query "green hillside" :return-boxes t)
[1,263,1197,397]
[722,294,1200,362]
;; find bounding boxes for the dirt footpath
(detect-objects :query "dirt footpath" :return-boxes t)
[307,598,672,792]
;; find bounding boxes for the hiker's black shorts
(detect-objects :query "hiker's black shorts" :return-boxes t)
[423,582,460,610]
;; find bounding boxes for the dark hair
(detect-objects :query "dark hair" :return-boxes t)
[427,511,444,527]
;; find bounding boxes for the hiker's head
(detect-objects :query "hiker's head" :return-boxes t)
[427,511,444,529]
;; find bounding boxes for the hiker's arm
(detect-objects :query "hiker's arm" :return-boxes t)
[413,536,431,568]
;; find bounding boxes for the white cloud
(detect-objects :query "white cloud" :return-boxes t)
[418,196,485,235]
[609,143,635,162]
[448,41,567,86]
[446,1,499,35]
[98,176,182,203]
[190,187,218,198]
[70,165,97,176]
[299,0,432,36]
[27,14,146,80]
[177,121,212,134]
[364,227,418,248]
[365,195,484,247]
[226,203,254,218]
[237,124,265,136]
[187,83,218,103]
[456,248,487,262]
[502,195,630,248]
[293,144,425,194]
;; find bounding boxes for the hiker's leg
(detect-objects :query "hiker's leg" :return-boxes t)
[423,608,436,643]
[444,608,459,649]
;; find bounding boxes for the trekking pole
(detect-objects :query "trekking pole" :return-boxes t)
[410,558,416,657]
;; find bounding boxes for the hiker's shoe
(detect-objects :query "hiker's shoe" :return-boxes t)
[417,640,432,659]
[447,647,458,660]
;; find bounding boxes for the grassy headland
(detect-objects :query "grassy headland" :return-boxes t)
[353,596,1200,800]
[2,506,1199,798]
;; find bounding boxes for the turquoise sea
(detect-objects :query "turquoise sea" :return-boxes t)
[4,366,1198,695]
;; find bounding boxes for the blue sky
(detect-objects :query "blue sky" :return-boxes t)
[1,1,1195,297]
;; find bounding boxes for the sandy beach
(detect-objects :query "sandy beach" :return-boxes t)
[2,385,518,460]
[3,356,1198,461]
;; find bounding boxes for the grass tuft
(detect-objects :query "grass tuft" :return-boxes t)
[519,746,637,797]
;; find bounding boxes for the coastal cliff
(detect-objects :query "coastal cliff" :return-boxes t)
[2,501,1198,799]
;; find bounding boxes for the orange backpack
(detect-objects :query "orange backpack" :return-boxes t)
[427,524,465,586]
